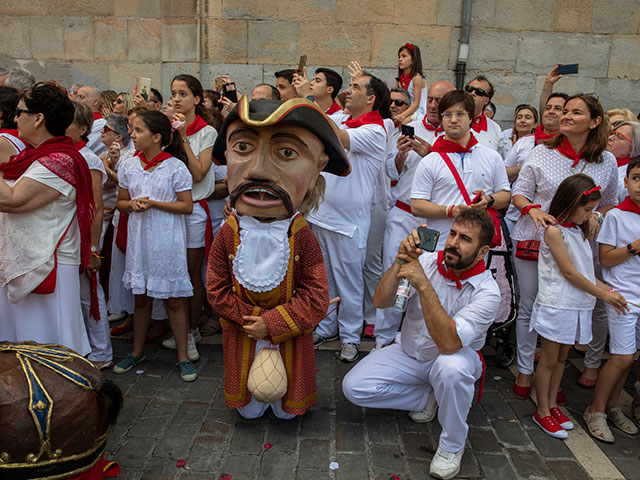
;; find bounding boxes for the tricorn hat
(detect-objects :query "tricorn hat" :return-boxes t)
[212,95,350,177]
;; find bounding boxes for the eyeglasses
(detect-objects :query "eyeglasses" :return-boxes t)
[610,130,632,143]
[441,111,469,120]
[15,107,33,116]
[391,99,408,107]
[102,125,116,134]
[464,85,489,97]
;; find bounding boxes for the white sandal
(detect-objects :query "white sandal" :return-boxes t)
[583,408,614,443]
[608,406,638,435]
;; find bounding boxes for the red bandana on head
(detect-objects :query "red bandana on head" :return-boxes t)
[429,133,478,154]
[138,151,172,170]
[325,101,342,115]
[533,125,556,145]
[557,135,584,168]
[616,196,640,215]
[436,250,485,290]
[472,113,488,133]
[185,115,208,136]
[616,156,631,168]
[342,110,386,132]
[422,116,444,134]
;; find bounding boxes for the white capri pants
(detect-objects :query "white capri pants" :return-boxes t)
[514,257,538,375]
[80,271,112,362]
[342,343,482,453]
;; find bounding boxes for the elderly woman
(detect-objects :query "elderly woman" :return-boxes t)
[0,86,26,164]
[0,82,95,355]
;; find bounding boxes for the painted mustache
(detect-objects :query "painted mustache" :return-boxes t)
[229,180,295,218]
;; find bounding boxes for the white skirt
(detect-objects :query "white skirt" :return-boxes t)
[0,264,91,356]
[530,303,592,345]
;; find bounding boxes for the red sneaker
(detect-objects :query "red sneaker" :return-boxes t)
[363,324,375,338]
[556,389,567,406]
[533,411,568,439]
[550,407,574,430]
[513,382,531,399]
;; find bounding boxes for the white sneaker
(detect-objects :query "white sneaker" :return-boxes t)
[162,335,177,350]
[409,391,438,423]
[338,343,359,362]
[163,333,200,362]
[429,446,463,480]
[108,312,128,322]
[191,328,202,343]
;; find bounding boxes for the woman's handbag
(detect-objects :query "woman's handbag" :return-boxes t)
[515,240,540,261]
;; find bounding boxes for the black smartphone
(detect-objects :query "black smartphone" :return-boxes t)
[557,64,579,75]
[417,226,440,252]
[222,82,238,103]
[401,124,415,138]
[297,55,307,74]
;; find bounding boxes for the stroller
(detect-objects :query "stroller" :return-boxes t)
[485,213,518,367]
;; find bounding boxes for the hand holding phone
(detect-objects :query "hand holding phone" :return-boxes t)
[222,82,238,103]
[557,64,579,75]
[417,226,440,252]
[401,124,415,138]
[472,192,483,204]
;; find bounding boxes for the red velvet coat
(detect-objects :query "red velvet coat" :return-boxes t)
[206,212,329,415]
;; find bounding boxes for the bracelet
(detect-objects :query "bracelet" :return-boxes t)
[608,288,616,293]
[446,205,454,218]
[627,243,639,256]
[183,138,190,144]
[521,204,541,217]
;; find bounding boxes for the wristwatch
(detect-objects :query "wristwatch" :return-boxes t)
[487,194,495,208]
[91,246,100,253]
[627,243,639,256]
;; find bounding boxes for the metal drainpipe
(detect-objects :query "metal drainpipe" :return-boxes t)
[455,0,472,89]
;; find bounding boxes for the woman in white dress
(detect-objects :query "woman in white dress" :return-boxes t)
[394,43,427,123]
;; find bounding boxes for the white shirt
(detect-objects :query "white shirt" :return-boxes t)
[616,164,629,204]
[598,208,640,302]
[511,145,619,242]
[373,118,395,207]
[400,251,501,363]
[473,116,503,154]
[306,116,387,247]
[410,143,510,249]
[0,132,26,154]
[504,135,536,223]
[187,125,217,201]
[80,146,107,185]
[407,75,428,121]
[87,117,107,156]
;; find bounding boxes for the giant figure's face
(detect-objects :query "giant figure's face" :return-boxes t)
[225,120,329,220]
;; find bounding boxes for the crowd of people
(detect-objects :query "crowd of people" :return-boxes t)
[1,42,640,479]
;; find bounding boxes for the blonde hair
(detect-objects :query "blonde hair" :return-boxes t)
[607,108,637,123]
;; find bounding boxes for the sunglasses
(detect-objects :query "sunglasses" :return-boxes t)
[15,107,33,116]
[464,85,489,97]
[102,125,116,134]
[391,99,408,107]
[114,98,124,104]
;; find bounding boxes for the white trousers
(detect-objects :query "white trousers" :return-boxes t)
[0,264,91,356]
[79,272,113,362]
[514,257,538,375]
[374,207,422,346]
[362,202,389,326]
[311,224,366,344]
[342,343,481,453]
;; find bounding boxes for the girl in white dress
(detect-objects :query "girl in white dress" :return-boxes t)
[394,42,427,123]
[531,174,627,439]
[113,110,197,382]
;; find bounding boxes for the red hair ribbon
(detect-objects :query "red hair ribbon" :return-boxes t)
[403,42,414,51]
[583,186,601,196]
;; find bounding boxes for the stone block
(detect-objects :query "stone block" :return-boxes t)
[592,0,639,34]
[507,448,553,478]
[229,420,267,454]
[371,24,451,70]
[276,0,336,21]
[259,451,297,479]
[336,0,394,23]
[554,0,594,33]
[608,35,640,79]
[341,66,398,89]
[108,61,161,93]
[491,418,533,447]
[161,62,201,100]
[31,17,65,60]
[370,443,404,477]
[335,423,365,452]
[298,439,330,468]
[24,60,71,87]
[596,78,640,117]
[459,29,518,71]
[0,0,48,15]
[153,433,194,458]
[114,0,165,18]
[248,21,299,65]
[393,0,438,25]
[0,16,31,59]
[467,426,501,453]
[533,74,596,101]
[113,435,157,468]
[475,453,518,480]
[204,20,248,63]
[162,18,199,62]
[516,32,611,77]
[94,18,126,61]
[204,0,222,18]
[221,0,277,19]
[167,0,200,17]
[298,22,370,67]
[49,0,113,16]
[437,0,496,28]
[335,453,370,480]
[200,62,262,96]
[494,0,555,31]
[67,61,111,90]
[126,19,162,62]
[220,455,261,479]
[186,435,226,472]
[63,17,94,61]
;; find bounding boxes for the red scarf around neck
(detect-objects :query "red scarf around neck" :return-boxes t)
[93,112,103,120]
[138,151,172,170]
[557,135,585,168]
[472,113,488,133]
[343,110,386,131]
[430,134,478,154]
[72,140,87,151]
[0,136,95,269]
[326,101,342,115]
[186,115,208,136]
[616,196,640,215]
[533,125,556,145]
[560,221,579,228]
[616,156,631,168]
[422,116,444,133]
[436,250,486,290]
[398,73,411,91]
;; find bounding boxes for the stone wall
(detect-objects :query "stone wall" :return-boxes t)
[1,0,640,125]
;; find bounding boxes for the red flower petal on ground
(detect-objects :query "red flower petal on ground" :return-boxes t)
[176,460,186,467]
[263,443,273,450]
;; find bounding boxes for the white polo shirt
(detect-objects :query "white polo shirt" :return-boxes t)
[616,163,629,204]
[410,143,510,249]
[80,146,107,185]
[400,251,501,363]
[597,207,640,303]
[187,125,217,201]
[473,116,503,154]
[87,117,107,156]
[0,132,26,154]
[306,115,387,248]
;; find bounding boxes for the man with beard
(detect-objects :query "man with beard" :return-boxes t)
[343,209,501,480]
[206,95,350,419]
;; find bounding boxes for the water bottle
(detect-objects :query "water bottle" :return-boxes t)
[393,277,411,312]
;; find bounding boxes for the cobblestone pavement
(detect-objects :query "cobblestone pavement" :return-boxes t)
[104,338,638,480]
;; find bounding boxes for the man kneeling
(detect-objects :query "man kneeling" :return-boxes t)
[342,209,500,479]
